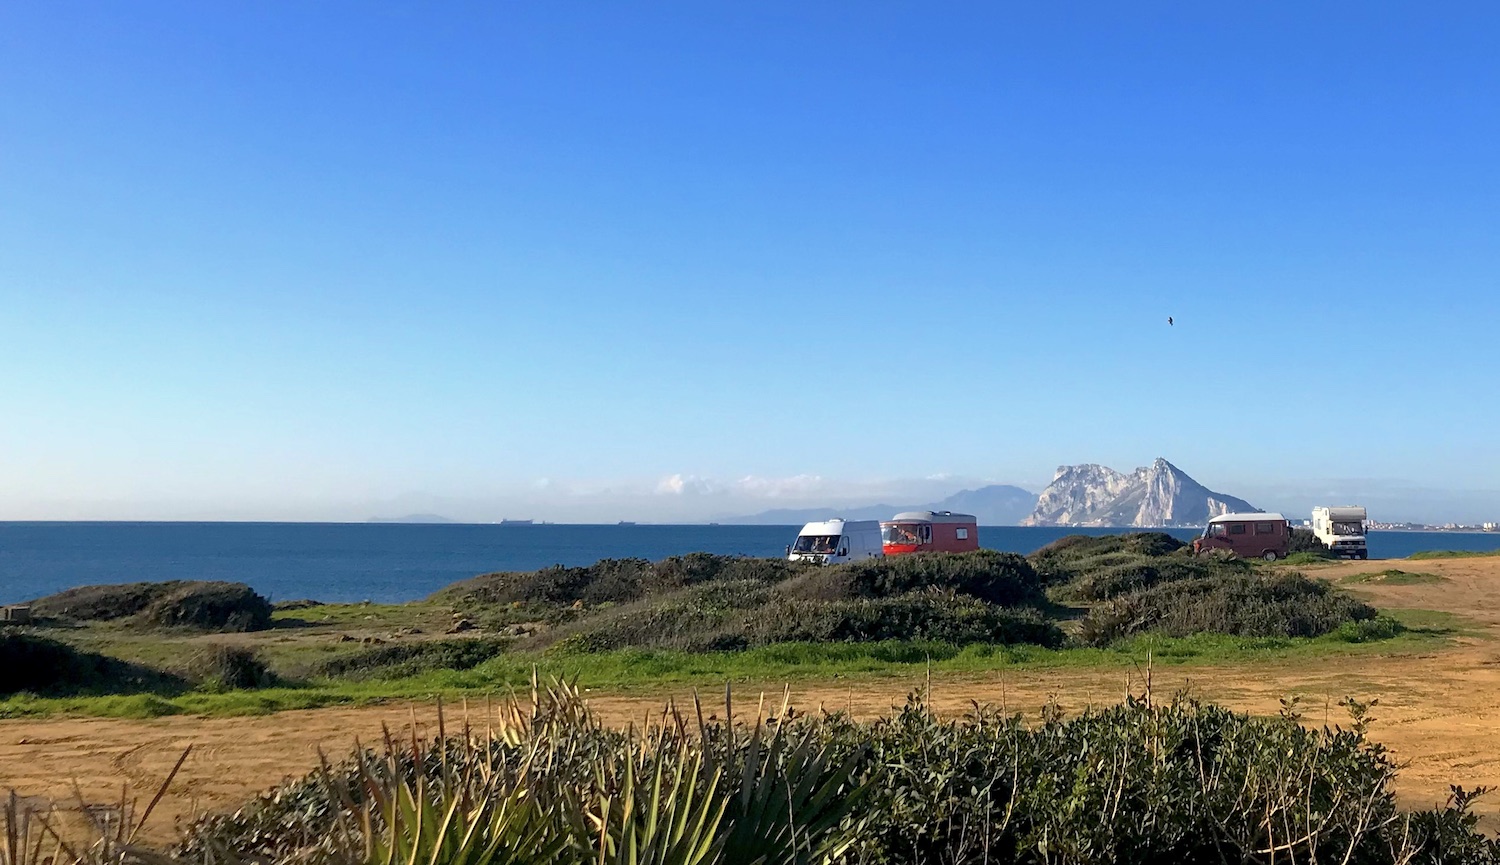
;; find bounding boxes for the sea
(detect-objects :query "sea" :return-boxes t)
[3,522,1499,606]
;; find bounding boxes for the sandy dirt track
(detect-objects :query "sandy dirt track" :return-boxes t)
[4,555,1500,839]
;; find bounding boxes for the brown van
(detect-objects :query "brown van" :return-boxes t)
[1192,512,1290,561]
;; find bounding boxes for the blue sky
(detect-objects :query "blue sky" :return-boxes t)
[2,2,1497,523]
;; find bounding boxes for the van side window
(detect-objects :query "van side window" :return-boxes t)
[1229,523,1247,535]
[1256,522,1274,534]
[921,525,932,543]
[956,528,969,540]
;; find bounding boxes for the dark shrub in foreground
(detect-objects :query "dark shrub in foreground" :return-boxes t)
[191,644,275,690]
[177,682,1500,865]
[0,633,102,695]
[0,632,180,696]
[1078,571,1377,646]
[30,580,272,632]
[314,637,510,679]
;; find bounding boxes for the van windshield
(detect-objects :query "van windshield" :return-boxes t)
[792,535,840,554]
[882,524,928,545]
[1203,523,1227,538]
[1332,521,1364,536]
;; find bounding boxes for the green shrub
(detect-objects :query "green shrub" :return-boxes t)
[434,554,806,610]
[313,637,510,680]
[1289,528,1334,557]
[838,692,1499,864]
[1028,532,1190,585]
[743,593,1065,649]
[1332,616,1407,643]
[191,644,274,690]
[1078,572,1376,647]
[29,580,272,632]
[780,550,1045,606]
[541,581,778,653]
[174,681,1500,865]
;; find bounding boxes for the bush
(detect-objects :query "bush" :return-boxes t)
[191,644,275,690]
[0,633,103,695]
[541,581,777,653]
[434,554,805,610]
[1028,532,1190,585]
[744,593,1065,648]
[176,682,1500,865]
[30,580,272,632]
[1289,528,1334,557]
[1078,572,1377,647]
[839,692,1499,864]
[314,638,510,680]
[780,550,1045,606]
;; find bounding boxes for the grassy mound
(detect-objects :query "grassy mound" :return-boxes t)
[314,637,510,680]
[549,587,1064,653]
[780,550,1044,606]
[30,580,273,632]
[1028,532,1191,584]
[528,551,1061,653]
[1342,569,1448,585]
[433,553,805,609]
[1078,572,1379,647]
[1410,549,1500,560]
[1030,532,1251,602]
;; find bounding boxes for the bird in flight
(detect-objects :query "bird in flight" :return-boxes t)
[1167,316,1174,326]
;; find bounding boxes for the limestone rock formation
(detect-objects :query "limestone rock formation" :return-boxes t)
[1023,459,1256,527]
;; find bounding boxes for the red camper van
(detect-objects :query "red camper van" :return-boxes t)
[1192,513,1291,561]
[880,511,980,556]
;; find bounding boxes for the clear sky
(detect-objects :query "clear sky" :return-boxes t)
[2,2,1497,523]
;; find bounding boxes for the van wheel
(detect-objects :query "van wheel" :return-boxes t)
[1262,550,1278,562]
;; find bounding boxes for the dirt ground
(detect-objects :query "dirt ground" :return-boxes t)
[5,555,1500,840]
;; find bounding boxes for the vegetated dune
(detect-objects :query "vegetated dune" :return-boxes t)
[29,580,273,632]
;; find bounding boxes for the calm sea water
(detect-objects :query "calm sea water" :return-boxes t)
[2,522,1498,606]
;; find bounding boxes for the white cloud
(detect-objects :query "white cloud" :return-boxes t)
[655,474,716,496]
[733,474,826,498]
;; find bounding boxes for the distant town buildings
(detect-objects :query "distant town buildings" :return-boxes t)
[1368,520,1500,532]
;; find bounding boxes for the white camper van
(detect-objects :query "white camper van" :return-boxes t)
[787,519,884,565]
[1312,506,1369,559]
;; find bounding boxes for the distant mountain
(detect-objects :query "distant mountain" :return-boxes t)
[725,484,1037,525]
[366,513,457,524]
[1023,459,1256,527]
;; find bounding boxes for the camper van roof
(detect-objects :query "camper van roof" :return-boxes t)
[885,511,977,524]
[1208,512,1286,523]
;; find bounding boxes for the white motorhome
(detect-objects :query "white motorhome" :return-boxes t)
[787,519,884,565]
[1312,506,1368,559]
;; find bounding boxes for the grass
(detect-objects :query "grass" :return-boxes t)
[0,625,1453,720]
[1341,569,1448,586]
[1277,552,1338,566]
[1408,549,1500,560]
